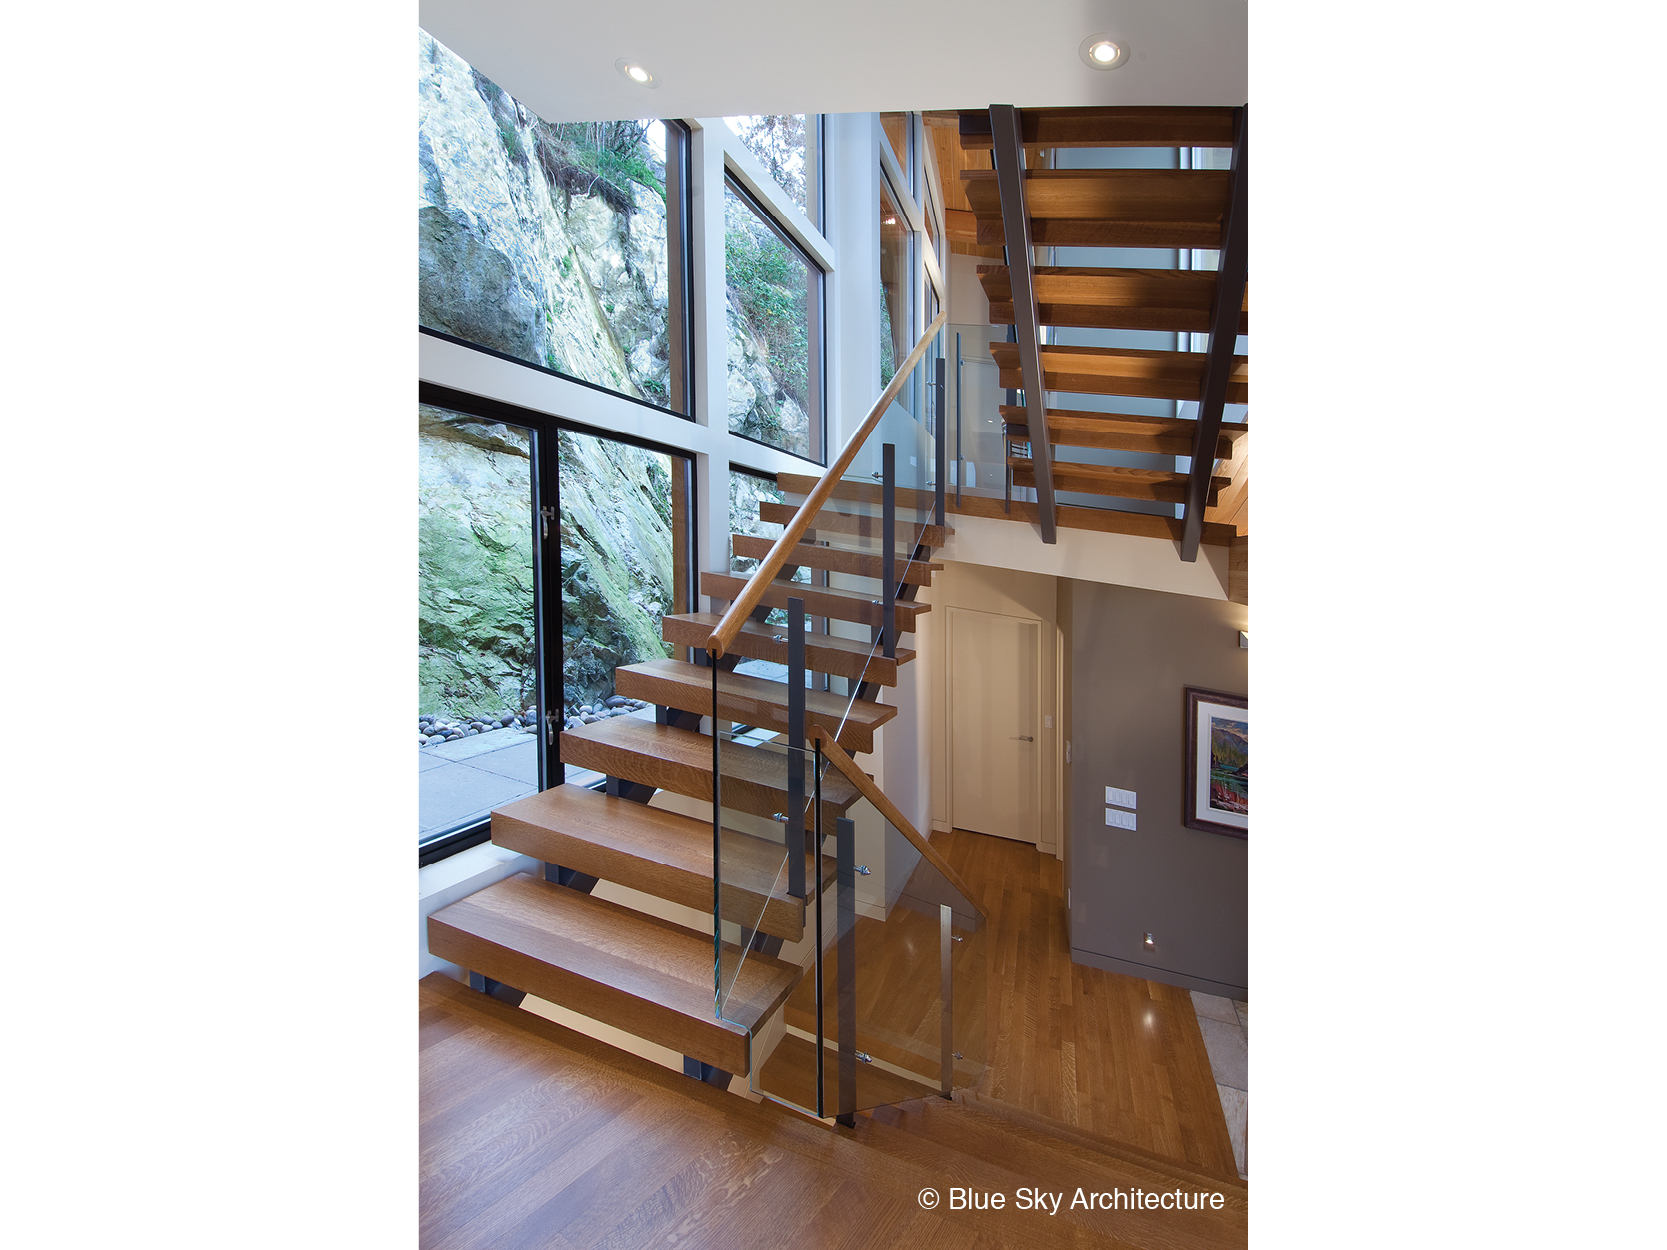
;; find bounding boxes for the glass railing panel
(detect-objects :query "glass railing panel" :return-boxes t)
[949,322,1009,502]
[746,742,839,1117]
[749,800,988,1118]
[713,730,815,1029]
[836,817,984,1114]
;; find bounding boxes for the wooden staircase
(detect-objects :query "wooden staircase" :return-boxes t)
[427,480,949,1086]
[935,105,1251,547]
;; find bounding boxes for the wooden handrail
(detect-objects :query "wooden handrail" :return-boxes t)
[705,309,949,658]
[813,728,988,922]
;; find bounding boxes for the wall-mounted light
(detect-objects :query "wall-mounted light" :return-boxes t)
[1079,33,1130,70]
[615,58,658,88]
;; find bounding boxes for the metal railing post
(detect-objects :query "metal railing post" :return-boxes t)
[882,443,896,660]
[836,814,857,1127]
[940,903,954,1097]
[786,596,806,900]
[955,332,964,508]
[710,651,722,1014]
[934,356,946,528]
[813,741,825,1120]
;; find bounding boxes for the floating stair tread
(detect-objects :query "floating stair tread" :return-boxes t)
[614,658,896,756]
[957,106,1237,150]
[1009,456,1228,506]
[731,533,940,586]
[700,571,928,632]
[963,168,1230,247]
[756,501,951,549]
[776,472,942,518]
[979,264,1248,334]
[559,715,864,824]
[990,341,1248,404]
[1000,404,1245,459]
[949,492,1239,548]
[489,785,830,942]
[426,873,801,1074]
[661,613,913,688]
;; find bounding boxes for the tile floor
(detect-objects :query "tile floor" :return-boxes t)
[1190,990,1248,1179]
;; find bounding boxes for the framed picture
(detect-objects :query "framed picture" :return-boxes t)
[1185,687,1247,838]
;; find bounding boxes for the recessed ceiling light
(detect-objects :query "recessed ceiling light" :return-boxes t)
[1078,33,1129,71]
[614,58,658,88]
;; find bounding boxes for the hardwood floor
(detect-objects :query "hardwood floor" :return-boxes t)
[935,827,1240,1182]
[419,973,1247,1250]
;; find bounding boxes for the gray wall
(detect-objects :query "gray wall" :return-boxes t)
[1067,580,1248,997]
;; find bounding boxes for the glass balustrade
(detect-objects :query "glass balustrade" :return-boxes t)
[706,317,990,1118]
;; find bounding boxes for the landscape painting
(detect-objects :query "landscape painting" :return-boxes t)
[1185,687,1248,837]
[1208,715,1248,817]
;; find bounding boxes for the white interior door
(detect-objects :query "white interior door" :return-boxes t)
[947,607,1040,843]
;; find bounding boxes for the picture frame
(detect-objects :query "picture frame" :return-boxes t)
[1184,686,1248,838]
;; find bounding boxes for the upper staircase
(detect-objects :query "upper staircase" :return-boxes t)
[932,104,1250,555]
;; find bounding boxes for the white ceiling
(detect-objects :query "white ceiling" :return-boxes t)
[417,0,1247,123]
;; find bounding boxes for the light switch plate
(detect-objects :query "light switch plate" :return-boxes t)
[1104,808,1136,831]
[1045,715,1053,729]
[1105,786,1137,809]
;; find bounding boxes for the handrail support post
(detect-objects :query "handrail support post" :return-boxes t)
[786,596,806,900]
[882,443,896,660]
[989,103,1056,544]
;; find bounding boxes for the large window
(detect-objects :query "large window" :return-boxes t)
[724,114,820,226]
[879,177,912,393]
[418,29,689,413]
[724,179,824,462]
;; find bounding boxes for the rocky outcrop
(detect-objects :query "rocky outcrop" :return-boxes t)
[417,408,678,721]
[418,29,671,403]
[556,430,675,711]
[418,406,536,721]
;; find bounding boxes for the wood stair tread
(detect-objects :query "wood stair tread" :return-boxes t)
[962,168,1231,248]
[559,715,863,828]
[1000,404,1246,458]
[990,341,1248,404]
[776,472,941,520]
[1009,456,1228,506]
[614,658,896,756]
[489,784,830,942]
[426,873,802,1075]
[757,500,951,548]
[979,264,1248,334]
[661,613,914,688]
[700,571,928,633]
[949,492,1240,547]
[957,105,1238,150]
[730,533,941,586]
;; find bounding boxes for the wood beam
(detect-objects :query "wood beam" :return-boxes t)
[1180,106,1249,563]
[987,105,1056,545]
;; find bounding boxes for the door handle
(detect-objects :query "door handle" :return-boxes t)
[1014,735,1034,742]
